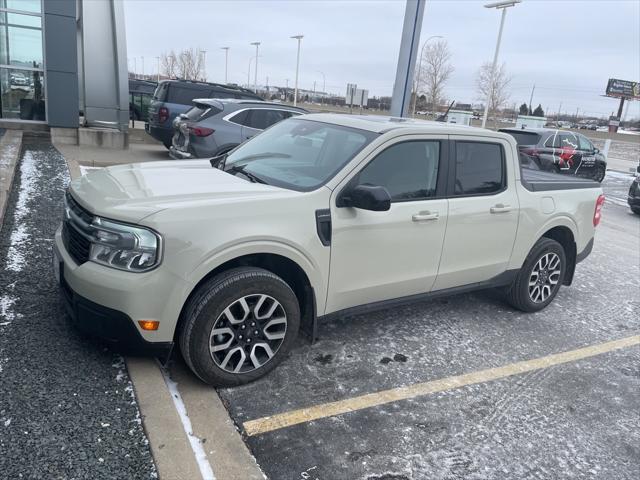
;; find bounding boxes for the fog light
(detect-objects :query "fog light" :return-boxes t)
[138,320,159,331]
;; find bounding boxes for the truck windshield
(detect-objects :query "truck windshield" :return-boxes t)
[223,118,378,191]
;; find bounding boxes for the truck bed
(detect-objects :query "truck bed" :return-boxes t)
[521,169,600,192]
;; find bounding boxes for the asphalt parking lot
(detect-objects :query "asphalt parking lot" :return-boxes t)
[217,175,639,479]
[0,135,638,480]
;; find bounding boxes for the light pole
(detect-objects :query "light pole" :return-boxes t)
[481,0,521,129]
[200,50,207,81]
[291,35,303,106]
[316,70,325,104]
[250,42,260,94]
[156,56,160,82]
[141,56,144,78]
[247,56,253,89]
[411,35,442,115]
[133,57,137,79]
[221,47,229,84]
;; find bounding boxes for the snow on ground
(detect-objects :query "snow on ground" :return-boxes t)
[5,151,38,272]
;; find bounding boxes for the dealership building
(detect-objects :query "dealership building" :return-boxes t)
[0,0,129,143]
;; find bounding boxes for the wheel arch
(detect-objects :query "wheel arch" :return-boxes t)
[177,250,320,343]
[540,225,577,285]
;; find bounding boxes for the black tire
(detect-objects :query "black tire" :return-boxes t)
[631,207,640,216]
[505,238,567,313]
[591,163,606,182]
[179,267,300,387]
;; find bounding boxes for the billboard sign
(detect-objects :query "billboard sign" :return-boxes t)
[605,78,640,99]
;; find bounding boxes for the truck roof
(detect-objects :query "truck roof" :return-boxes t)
[301,113,507,137]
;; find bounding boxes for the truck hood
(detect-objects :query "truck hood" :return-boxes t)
[69,160,292,223]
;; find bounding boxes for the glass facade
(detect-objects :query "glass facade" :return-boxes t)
[0,0,44,121]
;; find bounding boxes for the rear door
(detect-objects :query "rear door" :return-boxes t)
[433,137,519,291]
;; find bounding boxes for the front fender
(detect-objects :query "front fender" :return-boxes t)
[186,239,327,314]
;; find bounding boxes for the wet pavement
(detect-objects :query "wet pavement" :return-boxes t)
[219,173,640,479]
[0,136,157,479]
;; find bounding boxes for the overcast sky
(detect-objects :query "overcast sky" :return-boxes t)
[124,0,640,119]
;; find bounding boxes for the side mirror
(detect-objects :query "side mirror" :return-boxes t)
[340,184,391,211]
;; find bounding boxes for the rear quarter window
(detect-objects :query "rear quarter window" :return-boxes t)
[502,130,541,146]
[166,85,209,105]
[152,82,168,101]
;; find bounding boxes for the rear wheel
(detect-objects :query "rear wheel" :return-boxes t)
[179,267,300,387]
[505,238,566,312]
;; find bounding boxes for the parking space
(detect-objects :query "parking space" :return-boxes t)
[217,175,639,479]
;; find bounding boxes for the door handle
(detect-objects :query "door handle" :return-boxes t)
[412,211,439,222]
[490,204,513,214]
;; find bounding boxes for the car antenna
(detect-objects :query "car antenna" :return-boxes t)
[435,100,455,122]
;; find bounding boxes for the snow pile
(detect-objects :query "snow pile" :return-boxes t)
[5,151,38,272]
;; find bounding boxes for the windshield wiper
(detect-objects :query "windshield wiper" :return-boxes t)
[226,164,268,184]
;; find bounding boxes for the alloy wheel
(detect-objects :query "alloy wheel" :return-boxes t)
[528,252,561,303]
[209,294,287,374]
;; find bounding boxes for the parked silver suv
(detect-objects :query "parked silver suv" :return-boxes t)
[169,99,307,159]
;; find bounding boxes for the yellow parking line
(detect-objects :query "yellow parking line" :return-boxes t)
[243,334,640,437]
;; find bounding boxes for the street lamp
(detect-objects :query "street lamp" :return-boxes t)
[200,50,207,81]
[156,56,160,82]
[481,0,521,128]
[250,42,261,94]
[411,35,442,115]
[291,35,303,106]
[221,47,230,84]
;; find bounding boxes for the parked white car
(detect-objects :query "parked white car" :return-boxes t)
[54,114,604,386]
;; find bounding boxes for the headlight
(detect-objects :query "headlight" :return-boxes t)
[88,217,162,272]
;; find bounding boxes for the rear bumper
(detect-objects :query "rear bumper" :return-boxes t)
[147,124,173,145]
[169,145,192,159]
[576,238,594,264]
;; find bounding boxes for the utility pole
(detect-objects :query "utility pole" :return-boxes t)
[221,47,229,84]
[481,0,521,128]
[291,35,303,107]
[250,42,260,94]
[528,83,535,115]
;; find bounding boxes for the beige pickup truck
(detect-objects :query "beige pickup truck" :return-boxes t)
[54,114,604,386]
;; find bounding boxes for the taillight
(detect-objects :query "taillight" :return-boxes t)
[188,126,215,137]
[593,194,605,226]
[158,107,169,123]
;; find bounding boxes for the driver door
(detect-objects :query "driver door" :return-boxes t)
[325,137,449,314]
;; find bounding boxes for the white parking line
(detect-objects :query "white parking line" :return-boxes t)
[159,364,216,480]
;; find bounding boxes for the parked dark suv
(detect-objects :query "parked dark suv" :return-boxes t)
[628,165,640,215]
[147,80,262,148]
[500,128,607,182]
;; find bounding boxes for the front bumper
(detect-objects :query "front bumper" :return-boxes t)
[54,226,189,352]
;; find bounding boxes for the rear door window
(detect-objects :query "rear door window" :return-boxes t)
[453,142,505,196]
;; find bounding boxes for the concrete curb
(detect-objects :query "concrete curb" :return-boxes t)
[0,130,23,230]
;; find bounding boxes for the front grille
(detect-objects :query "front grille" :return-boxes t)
[62,192,94,265]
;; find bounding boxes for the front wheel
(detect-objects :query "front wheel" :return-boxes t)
[591,163,606,182]
[179,267,300,387]
[505,238,566,312]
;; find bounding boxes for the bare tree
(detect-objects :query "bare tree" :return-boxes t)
[476,61,511,127]
[160,48,204,80]
[160,50,178,79]
[414,40,454,114]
